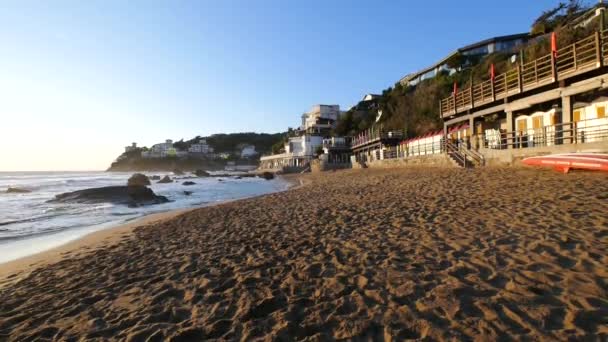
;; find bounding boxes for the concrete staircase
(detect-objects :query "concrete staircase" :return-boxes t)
[446,142,485,168]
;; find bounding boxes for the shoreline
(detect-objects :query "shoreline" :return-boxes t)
[0,175,302,289]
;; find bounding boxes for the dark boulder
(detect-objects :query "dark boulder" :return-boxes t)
[157,176,173,184]
[234,176,242,180]
[50,186,169,207]
[6,187,31,193]
[259,172,274,180]
[150,175,161,180]
[183,191,193,196]
[173,169,185,176]
[127,173,150,186]
[182,181,196,186]
[194,169,210,177]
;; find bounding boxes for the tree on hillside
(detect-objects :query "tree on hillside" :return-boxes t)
[531,0,590,34]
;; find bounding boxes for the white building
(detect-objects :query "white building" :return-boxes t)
[142,139,179,158]
[300,105,342,134]
[259,135,324,169]
[240,144,257,158]
[188,139,214,154]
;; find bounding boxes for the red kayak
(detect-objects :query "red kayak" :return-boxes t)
[522,153,608,173]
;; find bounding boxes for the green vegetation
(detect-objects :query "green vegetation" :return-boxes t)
[184,132,284,154]
[334,0,599,139]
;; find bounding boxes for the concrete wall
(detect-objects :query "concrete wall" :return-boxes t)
[364,154,454,169]
[311,159,351,173]
[481,141,608,166]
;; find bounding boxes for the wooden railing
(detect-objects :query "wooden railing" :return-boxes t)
[556,33,599,77]
[440,30,607,118]
[472,79,493,106]
[521,53,554,90]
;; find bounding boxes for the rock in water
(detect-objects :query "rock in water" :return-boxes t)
[183,191,193,196]
[173,169,185,176]
[6,187,31,193]
[157,175,173,184]
[182,181,196,186]
[150,175,161,180]
[260,172,274,180]
[50,186,169,207]
[194,169,210,177]
[127,173,150,186]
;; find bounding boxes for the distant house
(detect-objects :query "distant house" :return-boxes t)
[188,139,214,154]
[142,139,176,158]
[240,144,257,158]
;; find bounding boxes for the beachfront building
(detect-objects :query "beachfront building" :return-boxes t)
[321,137,352,164]
[437,12,608,165]
[300,105,342,135]
[351,125,404,164]
[260,105,342,171]
[239,144,258,158]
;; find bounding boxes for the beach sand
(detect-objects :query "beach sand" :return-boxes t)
[0,167,607,340]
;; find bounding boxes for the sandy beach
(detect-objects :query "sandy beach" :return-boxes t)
[0,167,607,340]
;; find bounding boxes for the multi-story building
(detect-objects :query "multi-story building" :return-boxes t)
[300,105,342,135]
[399,33,530,87]
[260,105,342,171]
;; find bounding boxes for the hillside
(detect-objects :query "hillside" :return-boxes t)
[107,132,285,171]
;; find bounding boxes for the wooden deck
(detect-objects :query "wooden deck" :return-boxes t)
[440,31,606,118]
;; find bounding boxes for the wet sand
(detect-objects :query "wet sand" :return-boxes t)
[0,167,607,340]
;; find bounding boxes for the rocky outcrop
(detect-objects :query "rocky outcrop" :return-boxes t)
[182,181,196,186]
[259,172,275,180]
[6,187,31,193]
[50,186,169,207]
[127,173,151,187]
[157,176,173,184]
[194,169,210,177]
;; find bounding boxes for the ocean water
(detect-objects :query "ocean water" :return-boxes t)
[0,171,289,263]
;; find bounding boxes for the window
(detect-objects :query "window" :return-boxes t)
[533,116,543,129]
[573,109,582,122]
[597,106,606,119]
[517,119,527,132]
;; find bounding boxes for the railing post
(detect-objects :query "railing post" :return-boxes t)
[573,43,578,70]
[517,64,523,93]
[596,31,602,68]
[470,85,474,108]
[491,79,496,101]
[551,53,558,82]
[534,59,538,84]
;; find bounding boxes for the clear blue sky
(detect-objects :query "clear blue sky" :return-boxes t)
[1,0,564,170]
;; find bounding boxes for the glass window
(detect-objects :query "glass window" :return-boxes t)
[597,106,606,118]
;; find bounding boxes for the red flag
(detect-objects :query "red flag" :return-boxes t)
[490,63,495,81]
[551,32,557,57]
[453,81,458,96]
